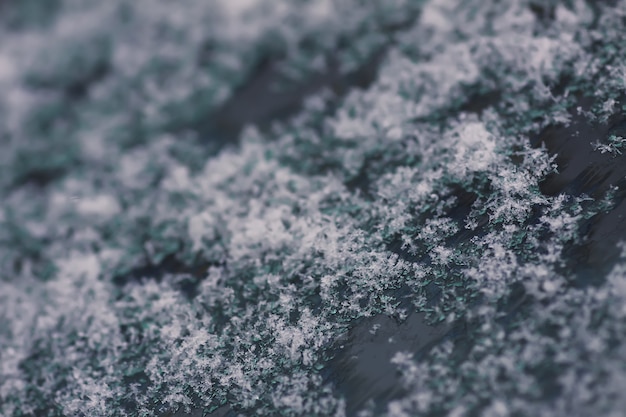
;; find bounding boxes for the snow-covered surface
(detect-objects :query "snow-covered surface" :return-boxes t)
[1,0,626,416]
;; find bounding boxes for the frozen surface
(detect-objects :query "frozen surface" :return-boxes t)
[1,1,626,416]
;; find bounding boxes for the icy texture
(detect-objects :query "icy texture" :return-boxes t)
[1,0,626,416]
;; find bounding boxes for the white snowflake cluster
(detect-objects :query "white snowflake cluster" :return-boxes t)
[1,0,626,416]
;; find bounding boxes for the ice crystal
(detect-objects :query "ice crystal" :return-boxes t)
[1,0,626,416]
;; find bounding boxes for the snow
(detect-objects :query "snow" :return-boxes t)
[76,194,121,218]
[452,122,497,175]
[1,0,626,416]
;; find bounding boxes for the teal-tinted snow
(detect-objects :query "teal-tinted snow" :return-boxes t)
[1,0,626,416]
